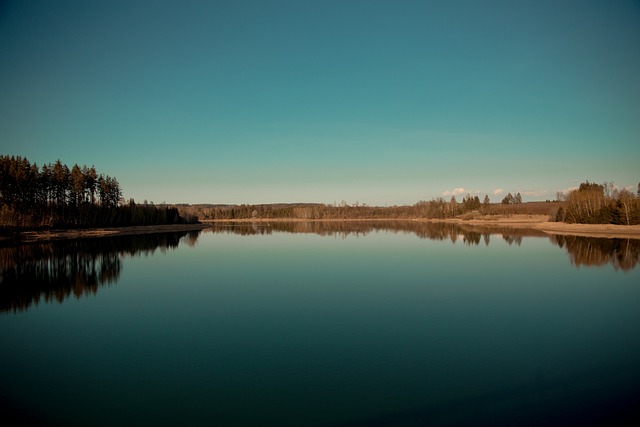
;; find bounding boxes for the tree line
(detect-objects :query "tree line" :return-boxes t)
[555,181,640,225]
[177,194,555,222]
[179,182,637,225]
[3,155,635,227]
[0,155,197,229]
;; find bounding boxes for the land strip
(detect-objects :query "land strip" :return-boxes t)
[421,215,640,239]
[4,216,640,243]
[1,223,211,244]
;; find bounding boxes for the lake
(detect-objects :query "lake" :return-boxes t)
[1,221,639,426]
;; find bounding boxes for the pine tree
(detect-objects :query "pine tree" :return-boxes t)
[70,164,85,207]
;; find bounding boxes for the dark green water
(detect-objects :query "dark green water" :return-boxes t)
[1,222,639,426]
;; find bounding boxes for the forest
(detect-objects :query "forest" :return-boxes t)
[176,197,557,221]
[175,182,640,225]
[0,155,198,229]
[555,181,640,225]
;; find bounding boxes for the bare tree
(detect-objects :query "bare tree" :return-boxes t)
[618,189,634,226]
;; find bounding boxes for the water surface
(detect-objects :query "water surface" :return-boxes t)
[1,222,639,426]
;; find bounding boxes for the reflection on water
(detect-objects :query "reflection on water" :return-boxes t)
[2,223,638,313]
[552,234,640,271]
[205,220,547,242]
[0,231,199,313]
[207,221,640,271]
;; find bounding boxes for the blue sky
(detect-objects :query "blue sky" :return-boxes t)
[1,0,639,205]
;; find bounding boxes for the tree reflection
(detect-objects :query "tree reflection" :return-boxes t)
[0,232,198,312]
[204,221,548,241]
[551,235,640,271]
[3,223,637,314]
[206,221,640,270]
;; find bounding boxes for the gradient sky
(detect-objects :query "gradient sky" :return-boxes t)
[1,0,639,205]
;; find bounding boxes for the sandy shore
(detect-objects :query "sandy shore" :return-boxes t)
[420,215,640,239]
[1,223,211,244]
[4,216,640,243]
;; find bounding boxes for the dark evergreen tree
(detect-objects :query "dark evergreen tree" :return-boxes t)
[0,154,196,228]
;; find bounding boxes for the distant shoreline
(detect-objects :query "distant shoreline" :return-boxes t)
[3,216,640,243]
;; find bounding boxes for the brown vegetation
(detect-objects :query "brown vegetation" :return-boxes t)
[2,155,636,235]
[556,181,640,225]
[175,180,639,229]
[175,199,560,222]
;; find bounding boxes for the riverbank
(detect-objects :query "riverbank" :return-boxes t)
[0,223,211,244]
[4,216,640,243]
[428,214,640,239]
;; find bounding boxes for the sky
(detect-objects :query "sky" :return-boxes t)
[1,0,639,205]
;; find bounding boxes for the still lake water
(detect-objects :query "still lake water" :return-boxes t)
[1,221,639,426]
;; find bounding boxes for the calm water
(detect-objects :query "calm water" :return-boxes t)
[1,222,639,426]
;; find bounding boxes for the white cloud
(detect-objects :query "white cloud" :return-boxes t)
[442,187,466,197]
[492,188,504,195]
[557,186,578,195]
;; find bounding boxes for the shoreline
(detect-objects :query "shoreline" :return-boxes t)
[3,216,640,243]
[422,215,640,239]
[1,223,211,244]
